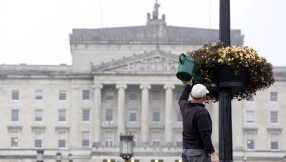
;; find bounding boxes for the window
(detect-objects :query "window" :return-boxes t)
[11,131,19,147]
[247,94,254,102]
[35,131,42,148]
[82,90,90,100]
[130,132,137,147]
[177,110,182,122]
[11,110,19,122]
[59,90,66,101]
[12,90,19,100]
[106,110,113,122]
[153,110,160,122]
[35,110,43,122]
[129,92,137,101]
[58,132,66,148]
[129,110,137,122]
[82,131,90,148]
[105,131,113,147]
[247,133,254,149]
[152,91,160,101]
[246,111,254,123]
[59,110,66,122]
[106,91,113,101]
[270,111,278,124]
[176,132,182,147]
[152,132,160,146]
[271,133,278,150]
[270,92,278,102]
[82,109,90,122]
[35,90,43,100]
[176,91,182,101]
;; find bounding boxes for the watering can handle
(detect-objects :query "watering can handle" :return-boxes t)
[179,53,186,64]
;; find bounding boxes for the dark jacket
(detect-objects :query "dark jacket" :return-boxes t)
[178,84,215,154]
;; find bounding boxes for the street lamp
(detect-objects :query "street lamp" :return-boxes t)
[36,150,44,162]
[68,154,73,162]
[56,152,62,162]
[119,133,134,162]
[244,157,247,162]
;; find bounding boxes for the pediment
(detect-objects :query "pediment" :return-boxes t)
[91,49,179,73]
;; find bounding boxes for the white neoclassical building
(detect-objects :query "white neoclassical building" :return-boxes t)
[0,2,286,162]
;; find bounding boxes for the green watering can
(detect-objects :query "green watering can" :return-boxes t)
[176,53,207,81]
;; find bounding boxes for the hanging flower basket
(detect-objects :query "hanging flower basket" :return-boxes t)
[186,42,275,102]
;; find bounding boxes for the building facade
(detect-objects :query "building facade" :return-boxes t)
[0,2,286,162]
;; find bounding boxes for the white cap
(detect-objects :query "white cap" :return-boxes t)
[191,84,209,98]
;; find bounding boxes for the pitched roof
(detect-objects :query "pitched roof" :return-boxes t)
[91,46,179,73]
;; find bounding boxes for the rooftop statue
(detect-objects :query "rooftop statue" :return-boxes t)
[152,0,160,19]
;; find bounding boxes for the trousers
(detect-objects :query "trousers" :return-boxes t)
[182,149,211,162]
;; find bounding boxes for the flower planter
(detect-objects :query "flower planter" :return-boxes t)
[186,42,275,102]
[202,65,249,93]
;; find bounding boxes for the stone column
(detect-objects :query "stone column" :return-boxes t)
[163,84,175,146]
[116,84,127,143]
[211,102,219,151]
[92,84,103,146]
[70,86,79,149]
[232,99,243,151]
[139,84,151,146]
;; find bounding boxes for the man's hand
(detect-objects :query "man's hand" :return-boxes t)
[186,79,192,86]
[210,152,219,162]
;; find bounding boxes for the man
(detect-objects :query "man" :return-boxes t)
[179,80,219,162]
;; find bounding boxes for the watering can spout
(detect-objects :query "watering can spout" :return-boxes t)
[176,53,206,81]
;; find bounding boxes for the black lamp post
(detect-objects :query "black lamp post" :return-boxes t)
[56,152,62,162]
[219,0,234,161]
[36,150,44,162]
[119,133,134,162]
[68,154,73,162]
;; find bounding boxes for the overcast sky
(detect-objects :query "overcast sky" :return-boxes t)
[0,0,285,66]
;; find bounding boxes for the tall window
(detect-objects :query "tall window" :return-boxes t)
[152,91,160,101]
[176,132,182,147]
[270,92,278,102]
[58,132,66,148]
[11,110,19,122]
[59,110,66,122]
[105,91,113,101]
[106,110,113,122]
[247,133,255,149]
[35,90,43,100]
[152,132,160,146]
[271,133,278,150]
[129,110,137,122]
[129,92,137,101]
[270,111,278,124]
[177,110,182,122]
[153,110,160,122]
[82,90,90,100]
[59,90,66,101]
[176,91,182,101]
[247,94,254,102]
[35,110,43,122]
[35,131,42,148]
[246,111,254,123]
[82,131,90,148]
[130,132,137,147]
[82,109,90,122]
[12,90,19,100]
[105,131,113,147]
[11,131,19,148]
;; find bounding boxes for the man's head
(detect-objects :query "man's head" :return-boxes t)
[190,84,209,103]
